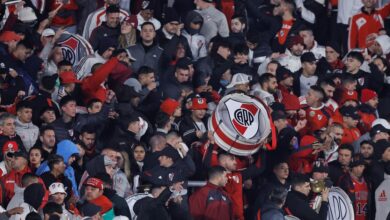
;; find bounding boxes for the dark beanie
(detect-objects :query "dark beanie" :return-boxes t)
[162,8,180,25]
[374,139,390,160]
[24,183,45,210]
[326,41,341,55]
[97,38,118,55]
[106,5,120,14]
[41,74,58,91]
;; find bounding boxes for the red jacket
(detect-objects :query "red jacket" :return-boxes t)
[90,195,113,215]
[348,4,390,50]
[81,58,119,104]
[1,165,31,203]
[189,182,233,220]
[50,0,79,26]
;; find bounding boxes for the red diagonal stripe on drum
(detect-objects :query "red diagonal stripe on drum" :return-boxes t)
[241,103,259,115]
[232,119,247,135]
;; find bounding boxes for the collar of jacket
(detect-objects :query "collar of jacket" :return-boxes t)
[290,189,309,201]
[361,7,377,15]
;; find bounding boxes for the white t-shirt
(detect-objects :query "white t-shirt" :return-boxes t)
[300,75,318,96]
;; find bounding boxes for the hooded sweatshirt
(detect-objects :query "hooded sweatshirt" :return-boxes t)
[36,140,80,197]
[182,11,207,61]
[14,118,39,151]
[78,155,107,191]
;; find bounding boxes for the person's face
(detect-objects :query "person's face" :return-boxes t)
[88,102,103,114]
[140,24,156,43]
[40,129,56,148]
[190,22,202,30]
[373,58,386,72]
[102,47,115,59]
[299,30,314,48]
[158,155,172,167]
[302,62,317,75]
[382,147,390,161]
[305,89,318,106]
[17,108,33,123]
[58,65,72,73]
[330,127,344,145]
[273,163,289,180]
[85,186,103,201]
[164,21,180,35]
[322,85,335,98]
[224,155,237,171]
[80,132,96,149]
[52,47,63,63]
[131,97,141,107]
[343,116,359,128]
[374,132,389,141]
[15,45,31,62]
[105,164,115,177]
[133,145,146,162]
[29,149,42,165]
[140,9,153,20]
[103,149,119,165]
[312,172,328,181]
[68,156,76,166]
[11,157,26,170]
[61,101,77,118]
[234,53,248,64]
[362,0,377,8]
[345,57,362,73]
[218,171,228,187]
[51,192,66,205]
[175,69,190,83]
[176,43,186,59]
[360,143,374,159]
[106,12,120,28]
[128,121,141,134]
[192,109,206,120]
[230,18,244,33]
[121,21,133,34]
[41,35,54,46]
[290,44,304,56]
[218,46,231,59]
[296,182,311,196]
[266,63,278,75]
[267,77,278,93]
[173,106,182,117]
[338,149,352,166]
[54,160,66,173]
[351,165,365,177]
[366,96,379,109]
[325,46,339,63]
[273,3,283,16]
[141,72,156,85]
[1,118,15,136]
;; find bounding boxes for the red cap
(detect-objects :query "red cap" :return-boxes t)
[0,31,22,42]
[191,98,208,110]
[287,35,305,49]
[59,71,81,84]
[360,89,377,103]
[282,93,300,111]
[123,15,138,28]
[85,178,104,190]
[160,98,180,116]
[2,141,19,154]
[339,90,358,105]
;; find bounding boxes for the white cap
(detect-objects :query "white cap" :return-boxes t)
[375,35,390,55]
[18,7,37,22]
[42,28,55,37]
[371,118,390,130]
[226,73,251,88]
[48,182,67,196]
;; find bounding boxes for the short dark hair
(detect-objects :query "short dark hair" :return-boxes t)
[57,60,72,68]
[17,39,34,50]
[48,154,64,170]
[310,85,326,101]
[141,21,155,30]
[16,100,32,112]
[155,112,170,128]
[22,173,38,188]
[339,144,354,155]
[106,5,120,14]
[259,73,276,86]
[291,173,310,188]
[269,186,288,205]
[360,140,373,147]
[87,98,102,109]
[59,95,76,107]
[231,14,246,24]
[137,66,155,77]
[233,43,249,55]
[29,146,43,157]
[40,125,55,136]
[26,212,42,220]
[319,79,336,89]
[80,124,97,135]
[347,51,364,64]
[208,166,226,180]
[43,202,63,215]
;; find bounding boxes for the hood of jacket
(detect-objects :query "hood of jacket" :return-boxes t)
[24,183,45,210]
[56,140,79,166]
[86,155,107,177]
[184,11,203,35]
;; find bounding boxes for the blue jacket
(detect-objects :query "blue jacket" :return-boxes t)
[36,140,80,196]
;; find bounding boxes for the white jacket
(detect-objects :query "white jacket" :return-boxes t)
[278,50,302,73]
[182,31,207,61]
[136,13,161,31]
[74,52,106,80]
[15,118,39,152]
[304,41,326,59]
[337,0,363,25]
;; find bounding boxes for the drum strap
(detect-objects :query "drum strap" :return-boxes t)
[284,207,293,216]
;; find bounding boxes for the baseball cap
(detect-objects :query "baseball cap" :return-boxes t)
[375,35,390,55]
[339,106,360,120]
[81,203,101,217]
[312,160,329,173]
[59,71,81,84]
[276,66,293,82]
[42,28,55,37]
[300,52,317,63]
[339,90,358,105]
[370,124,390,137]
[226,73,251,88]
[374,140,390,160]
[371,118,390,129]
[160,98,180,116]
[158,146,180,162]
[0,31,22,42]
[191,97,208,110]
[84,178,104,190]
[2,141,19,155]
[49,182,67,196]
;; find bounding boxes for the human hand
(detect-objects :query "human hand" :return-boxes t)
[6,207,23,216]
[321,187,330,202]
[147,82,157,91]
[48,3,63,19]
[196,130,203,138]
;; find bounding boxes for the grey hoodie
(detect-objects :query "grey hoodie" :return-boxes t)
[15,118,39,151]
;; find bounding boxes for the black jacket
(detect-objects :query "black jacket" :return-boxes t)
[284,189,329,220]
[133,187,172,220]
[178,114,208,146]
[345,64,384,94]
[328,160,347,185]
[109,127,137,157]
[89,22,120,51]
[104,188,131,218]
[26,89,60,126]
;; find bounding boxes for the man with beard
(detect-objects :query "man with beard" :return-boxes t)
[38,126,56,160]
[359,141,374,163]
[78,125,98,164]
[322,123,344,163]
[250,73,278,106]
[328,144,354,185]
[279,35,305,73]
[320,80,338,112]
[276,66,294,96]
[340,106,361,145]
[293,52,319,97]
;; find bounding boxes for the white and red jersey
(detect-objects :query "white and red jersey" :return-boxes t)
[82,5,129,40]
[352,178,369,220]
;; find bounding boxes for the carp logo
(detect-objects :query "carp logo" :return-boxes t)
[226,99,260,139]
[59,37,80,64]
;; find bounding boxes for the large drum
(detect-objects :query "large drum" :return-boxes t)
[327,187,355,220]
[208,93,272,156]
[56,32,94,65]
